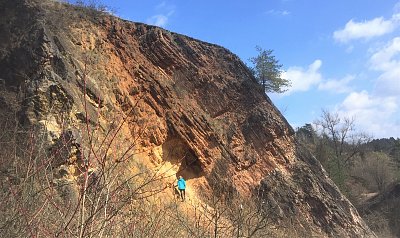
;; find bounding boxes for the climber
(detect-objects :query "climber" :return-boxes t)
[177,175,186,201]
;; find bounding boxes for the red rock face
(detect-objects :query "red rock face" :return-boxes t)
[51,13,297,195]
[0,0,375,237]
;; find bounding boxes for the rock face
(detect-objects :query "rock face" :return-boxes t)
[0,0,375,237]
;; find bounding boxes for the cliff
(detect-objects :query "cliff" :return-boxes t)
[0,0,375,237]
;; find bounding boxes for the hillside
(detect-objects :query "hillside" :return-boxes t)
[0,0,375,237]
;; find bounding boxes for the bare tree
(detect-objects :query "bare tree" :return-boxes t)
[314,109,370,188]
[354,151,396,193]
[0,51,173,237]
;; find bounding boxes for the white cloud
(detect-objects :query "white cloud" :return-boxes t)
[337,91,399,138]
[318,75,355,93]
[280,55,399,137]
[395,1,400,13]
[266,9,291,16]
[146,2,175,27]
[370,37,400,70]
[375,68,400,95]
[289,2,400,138]
[333,14,400,43]
[282,10,290,16]
[282,60,322,95]
[147,14,168,27]
[341,91,396,112]
[369,37,400,96]
[330,2,400,138]
[281,60,354,95]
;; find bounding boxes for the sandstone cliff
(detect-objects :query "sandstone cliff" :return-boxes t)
[0,0,375,237]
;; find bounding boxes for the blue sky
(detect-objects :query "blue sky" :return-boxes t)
[78,0,400,139]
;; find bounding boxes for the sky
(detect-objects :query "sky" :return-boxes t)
[77,0,399,139]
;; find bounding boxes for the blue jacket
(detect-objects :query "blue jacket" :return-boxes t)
[177,178,186,190]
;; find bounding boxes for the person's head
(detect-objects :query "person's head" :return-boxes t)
[179,176,183,179]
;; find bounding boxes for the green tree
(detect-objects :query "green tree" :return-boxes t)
[296,123,317,143]
[249,46,291,93]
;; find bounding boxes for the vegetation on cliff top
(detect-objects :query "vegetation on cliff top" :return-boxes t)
[249,46,291,94]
